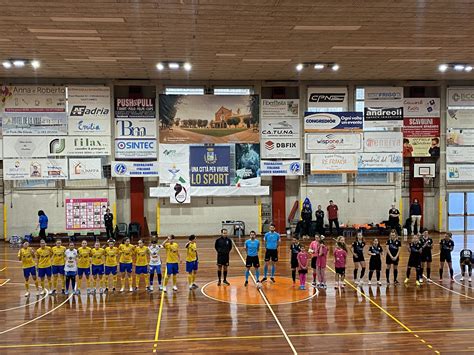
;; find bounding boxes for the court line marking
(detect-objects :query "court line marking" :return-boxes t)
[0,282,49,312]
[453,273,474,290]
[0,292,73,335]
[327,266,439,354]
[232,239,297,355]
[0,279,10,286]
[0,267,7,272]
[152,270,167,353]
[426,277,474,300]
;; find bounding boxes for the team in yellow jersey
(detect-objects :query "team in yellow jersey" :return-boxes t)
[18,241,39,297]
[162,235,181,292]
[91,241,106,294]
[185,235,199,290]
[36,239,53,295]
[77,240,92,294]
[104,240,119,292]
[51,239,66,294]
[118,238,135,292]
[135,240,150,290]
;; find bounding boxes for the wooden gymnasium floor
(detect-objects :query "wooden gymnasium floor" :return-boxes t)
[0,233,474,354]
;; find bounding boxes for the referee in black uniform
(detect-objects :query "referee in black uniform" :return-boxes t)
[215,229,232,286]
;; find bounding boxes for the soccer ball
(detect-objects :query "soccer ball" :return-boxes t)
[256,282,263,290]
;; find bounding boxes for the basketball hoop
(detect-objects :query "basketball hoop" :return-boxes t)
[422,175,432,186]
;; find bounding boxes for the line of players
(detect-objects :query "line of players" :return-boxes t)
[17,234,199,297]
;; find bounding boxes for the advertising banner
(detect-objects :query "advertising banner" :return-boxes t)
[261,99,299,119]
[310,153,358,174]
[260,160,304,176]
[65,198,108,230]
[447,87,474,107]
[304,112,363,131]
[447,164,474,182]
[170,181,191,204]
[68,86,111,135]
[189,145,231,186]
[363,107,403,128]
[364,86,403,108]
[403,117,440,157]
[357,152,403,173]
[68,158,102,180]
[447,129,474,146]
[403,98,440,117]
[158,144,189,183]
[3,136,49,158]
[235,143,260,186]
[447,109,474,129]
[112,161,159,177]
[52,136,111,156]
[363,132,403,153]
[446,146,474,163]
[159,94,259,144]
[261,138,301,159]
[260,118,300,139]
[115,97,155,118]
[1,85,67,135]
[307,87,348,109]
[305,132,362,153]
[115,139,157,159]
[3,158,68,180]
[115,118,156,138]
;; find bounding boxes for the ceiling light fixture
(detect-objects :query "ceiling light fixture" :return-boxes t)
[314,64,325,70]
[454,64,465,71]
[2,61,12,69]
[156,61,192,72]
[438,64,448,72]
[31,60,40,69]
[168,62,180,69]
[156,63,165,71]
[296,63,304,71]
[1,59,42,69]
[13,60,25,68]
[295,62,340,72]
[465,66,473,72]
[439,63,474,73]
[183,62,192,71]
[332,64,340,71]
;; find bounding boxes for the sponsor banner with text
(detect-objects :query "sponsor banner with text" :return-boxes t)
[447,109,474,129]
[4,158,68,180]
[189,145,231,186]
[447,129,474,146]
[310,153,358,174]
[305,132,362,153]
[115,139,157,159]
[3,136,49,158]
[307,87,348,109]
[403,117,440,157]
[446,146,474,163]
[115,97,156,119]
[357,152,403,173]
[260,160,304,176]
[447,164,474,182]
[68,86,111,135]
[68,158,102,180]
[158,144,189,183]
[447,87,474,107]
[52,136,111,156]
[261,118,300,139]
[304,112,363,131]
[403,98,440,117]
[112,161,159,177]
[363,132,403,153]
[261,138,300,159]
[261,99,299,119]
[363,107,403,128]
[364,86,403,108]
[115,118,156,138]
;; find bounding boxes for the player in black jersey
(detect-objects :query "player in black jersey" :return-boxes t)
[404,234,423,286]
[439,232,455,282]
[419,229,433,282]
[386,230,402,284]
[351,234,366,285]
[290,237,302,285]
[368,238,383,285]
[459,248,472,282]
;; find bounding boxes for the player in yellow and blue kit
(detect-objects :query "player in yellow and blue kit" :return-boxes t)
[104,240,119,293]
[36,239,53,295]
[18,241,39,297]
[51,239,66,295]
[91,241,106,294]
[119,238,135,292]
[185,235,198,290]
[77,240,92,294]
[134,239,150,291]
[162,235,180,293]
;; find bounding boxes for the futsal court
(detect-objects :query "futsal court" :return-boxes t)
[1,233,473,354]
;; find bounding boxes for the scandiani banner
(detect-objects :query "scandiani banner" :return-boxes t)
[304,112,363,131]
[260,160,304,176]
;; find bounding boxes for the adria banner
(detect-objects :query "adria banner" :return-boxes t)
[304,112,363,131]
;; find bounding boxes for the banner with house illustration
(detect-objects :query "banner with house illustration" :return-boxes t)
[159,95,259,144]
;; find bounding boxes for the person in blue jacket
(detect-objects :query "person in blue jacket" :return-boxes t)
[37,210,49,239]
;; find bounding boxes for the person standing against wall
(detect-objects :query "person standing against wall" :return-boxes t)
[300,202,312,239]
[104,208,114,240]
[37,210,48,240]
[388,204,401,236]
[409,199,422,235]
[215,229,232,286]
[315,205,325,236]
[327,200,341,236]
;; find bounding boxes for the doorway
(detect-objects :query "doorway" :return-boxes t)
[448,192,474,233]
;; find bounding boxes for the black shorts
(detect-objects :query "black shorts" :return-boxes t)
[264,249,278,262]
[217,253,230,266]
[421,250,432,262]
[291,256,299,269]
[298,269,308,274]
[311,256,318,269]
[369,257,382,271]
[408,255,421,268]
[353,254,365,263]
[335,267,345,275]
[246,256,260,268]
[460,257,472,266]
[386,255,399,265]
[440,252,452,263]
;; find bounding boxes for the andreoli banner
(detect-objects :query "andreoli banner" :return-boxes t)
[305,132,362,153]
[363,107,403,128]
[304,112,363,131]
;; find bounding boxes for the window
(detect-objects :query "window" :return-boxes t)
[165,87,204,95]
[306,107,344,113]
[355,173,389,184]
[214,87,253,95]
[355,87,365,113]
[307,174,346,185]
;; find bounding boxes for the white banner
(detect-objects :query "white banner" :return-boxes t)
[447,109,474,129]
[447,164,474,182]
[363,132,403,152]
[3,136,49,158]
[403,98,440,117]
[447,87,474,107]
[310,153,358,174]
[447,129,474,146]
[158,144,189,183]
[365,87,403,108]
[4,158,68,180]
[261,118,300,139]
[115,118,157,138]
[52,136,111,156]
[261,139,300,159]
[68,158,102,180]
[68,86,111,135]
[261,99,299,119]
[170,182,191,204]
[260,160,304,176]
[112,161,159,177]
[115,139,157,159]
[357,152,403,172]
[305,132,362,153]
[307,87,348,109]
[446,146,474,163]
[363,107,403,128]
[150,185,270,197]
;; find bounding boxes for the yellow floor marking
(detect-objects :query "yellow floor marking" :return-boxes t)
[152,270,167,353]
[0,279,10,286]
[0,267,7,272]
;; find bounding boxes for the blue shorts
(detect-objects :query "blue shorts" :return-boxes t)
[135,265,148,274]
[105,266,117,275]
[166,263,179,275]
[52,265,65,275]
[78,267,90,277]
[66,271,77,277]
[149,265,162,275]
[120,263,133,273]
[186,260,198,273]
[92,265,105,276]
[38,267,52,278]
[23,266,36,278]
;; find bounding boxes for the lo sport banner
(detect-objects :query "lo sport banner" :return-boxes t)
[189,145,231,186]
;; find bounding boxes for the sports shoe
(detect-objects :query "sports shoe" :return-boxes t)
[24,291,30,297]
[112,287,116,292]
[149,285,154,291]
[439,278,443,282]
[192,283,199,289]
[217,281,221,286]
[48,289,53,295]
[65,290,69,295]
[120,287,125,292]
[461,276,465,281]
[87,288,91,294]
[76,289,81,295]
[260,277,267,283]
[469,277,472,282]
[173,286,178,291]
[92,288,97,294]
[61,289,65,294]
[159,285,163,291]
[244,280,248,287]
[146,286,151,292]
[189,285,194,290]
[312,281,317,287]
[451,278,455,282]
[163,286,167,293]
[368,281,372,285]
[427,278,432,283]
[394,280,399,285]
[404,278,409,284]
[134,287,138,291]
[270,277,276,283]
[358,280,363,285]
[223,280,230,286]
[416,280,421,286]
[419,279,424,284]
[104,287,108,293]
[341,283,345,288]
[377,281,382,286]
[99,288,104,294]
[334,284,339,289]
[129,287,133,292]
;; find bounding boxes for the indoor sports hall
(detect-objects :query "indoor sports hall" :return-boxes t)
[1,1,474,354]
